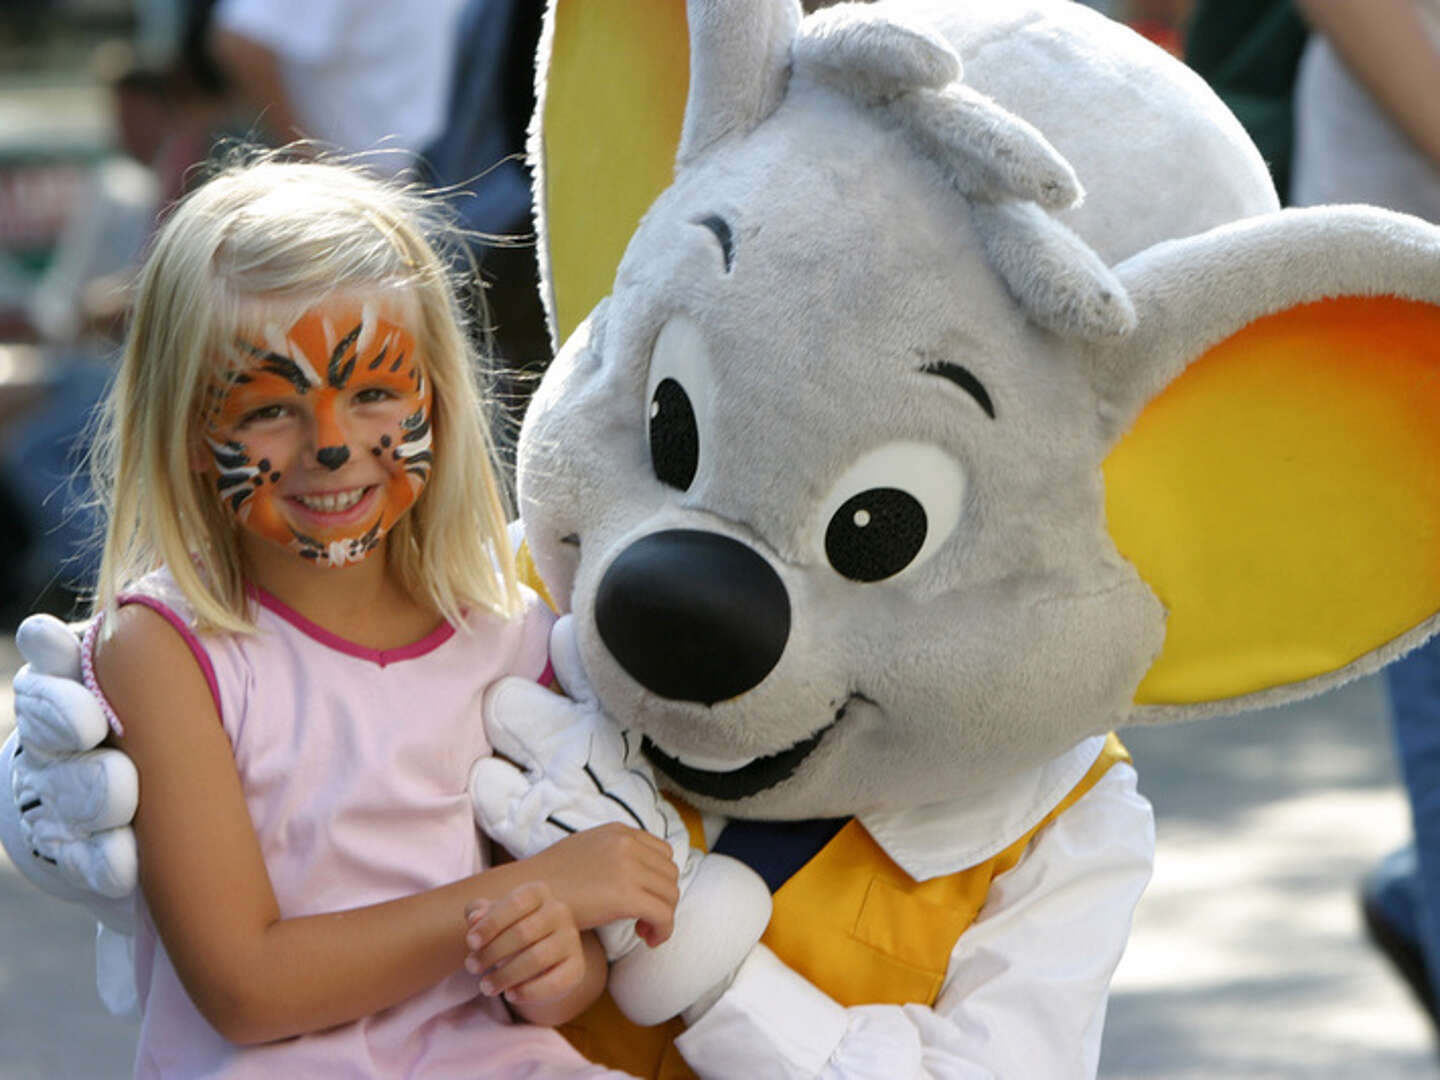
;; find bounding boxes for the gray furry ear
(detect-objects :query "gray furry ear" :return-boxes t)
[794,5,959,100]
[900,85,1082,211]
[678,0,804,165]
[971,200,1137,342]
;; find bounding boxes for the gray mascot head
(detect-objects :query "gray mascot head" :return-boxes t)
[517,0,1440,821]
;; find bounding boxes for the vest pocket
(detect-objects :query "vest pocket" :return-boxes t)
[850,876,980,1003]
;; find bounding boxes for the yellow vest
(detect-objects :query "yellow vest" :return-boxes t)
[558,735,1133,1079]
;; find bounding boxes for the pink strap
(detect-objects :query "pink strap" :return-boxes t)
[82,597,224,737]
[80,618,124,737]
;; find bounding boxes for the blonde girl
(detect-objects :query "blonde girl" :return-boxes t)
[85,156,675,1078]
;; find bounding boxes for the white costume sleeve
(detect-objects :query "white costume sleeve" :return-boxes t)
[673,764,1155,1080]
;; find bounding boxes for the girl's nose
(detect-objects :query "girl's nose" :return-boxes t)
[316,446,350,470]
[311,394,352,471]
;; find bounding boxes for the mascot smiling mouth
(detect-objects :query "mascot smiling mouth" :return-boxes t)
[640,693,873,800]
[641,727,832,801]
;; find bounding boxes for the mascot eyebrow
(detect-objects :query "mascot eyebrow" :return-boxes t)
[921,360,995,419]
[693,215,735,272]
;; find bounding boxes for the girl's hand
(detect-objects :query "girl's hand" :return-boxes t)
[464,881,586,1006]
[523,823,680,945]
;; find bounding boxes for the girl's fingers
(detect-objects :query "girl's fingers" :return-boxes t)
[633,892,676,945]
[464,898,489,923]
[572,857,679,936]
[501,951,586,1006]
[652,869,681,906]
[469,898,571,981]
[610,824,679,876]
[638,833,679,871]
[476,925,574,996]
[465,882,547,951]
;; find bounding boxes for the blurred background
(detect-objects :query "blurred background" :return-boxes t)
[2,0,1440,1076]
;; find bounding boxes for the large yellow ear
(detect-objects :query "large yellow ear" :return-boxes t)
[1104,295,1440,707]
[537,1,689,343]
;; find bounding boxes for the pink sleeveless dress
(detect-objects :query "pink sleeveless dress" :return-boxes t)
[89,568,631,1079]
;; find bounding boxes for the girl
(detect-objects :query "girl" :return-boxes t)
[84,155,676,1077]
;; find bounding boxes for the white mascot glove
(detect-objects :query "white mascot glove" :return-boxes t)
[0,613,141,1018]
[471,615,771,1026]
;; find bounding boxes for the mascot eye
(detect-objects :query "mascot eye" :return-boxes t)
[646,316,713,493]
[649,378,699,490]
[817,442,967,583]
[826,489,927,582]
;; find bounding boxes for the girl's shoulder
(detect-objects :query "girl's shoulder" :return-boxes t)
[88,595,221,741]
[512,584,557,683]
[451,584,555,685]
[458,581,555,632]
[512,583,557,645]
[117,566,201,632]
[87,567,224,738]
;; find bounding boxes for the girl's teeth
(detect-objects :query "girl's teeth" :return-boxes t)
[297,489,365,513]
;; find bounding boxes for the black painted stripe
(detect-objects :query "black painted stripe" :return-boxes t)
[328,323,362,388]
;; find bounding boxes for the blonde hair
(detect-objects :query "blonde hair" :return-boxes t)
[91,154,522,633]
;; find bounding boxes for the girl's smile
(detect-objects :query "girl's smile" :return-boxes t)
[283,482,383,535]
[288,485,375,518]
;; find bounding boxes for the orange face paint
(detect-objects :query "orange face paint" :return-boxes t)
[204,302,433,567]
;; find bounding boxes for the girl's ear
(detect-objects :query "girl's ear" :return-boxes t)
[1096,206,1440,720]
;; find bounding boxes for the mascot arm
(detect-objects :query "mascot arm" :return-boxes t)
[675,765,1154,1080]
[1,613,142,1019]
[1,614,139,912]
[2,615,139,907]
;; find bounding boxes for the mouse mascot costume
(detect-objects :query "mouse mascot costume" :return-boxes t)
[6,2,1440,1076]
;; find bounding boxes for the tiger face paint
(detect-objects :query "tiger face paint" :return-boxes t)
[203,302,434,568]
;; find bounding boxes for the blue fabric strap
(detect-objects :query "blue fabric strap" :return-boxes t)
[711,816,850,894]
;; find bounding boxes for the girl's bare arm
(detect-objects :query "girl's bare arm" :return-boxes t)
[99,604,676,1044]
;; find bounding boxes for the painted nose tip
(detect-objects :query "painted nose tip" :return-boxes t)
[316,446,350,470]
[595,529,790,705]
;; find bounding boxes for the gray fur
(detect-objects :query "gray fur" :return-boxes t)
[794,5,960,100]
[971,199,1136,341]
[678,0,803,165]
[893,83,1082,210]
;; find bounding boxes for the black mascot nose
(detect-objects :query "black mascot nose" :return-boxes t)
[595,530,790,705]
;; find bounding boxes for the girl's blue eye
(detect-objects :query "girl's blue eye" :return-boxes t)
[354,387,397,404]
